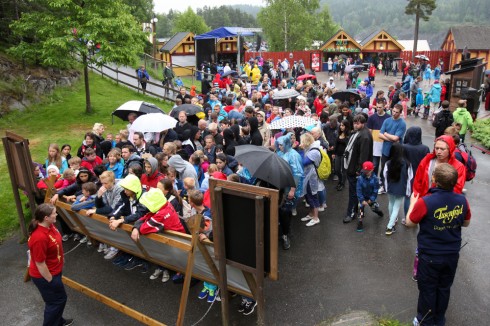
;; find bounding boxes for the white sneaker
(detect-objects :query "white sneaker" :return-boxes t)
[150,268,163,280]
[162,269,170,283]
[292,208,297,216]
[306,219,320,227]
[104,248,119,260]
[301,215,313,221]
[305,202,310,208]
[318,206,325,212]
[97,243,107,253]
[79,236,88,244]
[333,175,339,181]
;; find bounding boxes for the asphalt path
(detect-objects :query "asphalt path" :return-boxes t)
[2,72,490,325]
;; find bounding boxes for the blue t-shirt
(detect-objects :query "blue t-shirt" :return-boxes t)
[380,118,406,157]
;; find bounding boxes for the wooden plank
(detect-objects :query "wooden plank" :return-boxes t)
[62,276,165,326]
[254,196,265,326]
[2,137,28,240]
[176,214,201,326]
[55,201,254,298]
[213,187,230,326]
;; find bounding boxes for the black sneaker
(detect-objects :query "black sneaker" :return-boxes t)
[237,298,248,313]
[124,259,143,271]
[242,300,257,315]
[343,215,353,223]
[356,221,363,232]
[282,235,290,250]
[375,210,384,218]
[385,227,394,236]
[63,318,74,326]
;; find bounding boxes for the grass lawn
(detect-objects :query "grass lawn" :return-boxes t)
[0,72,172,242]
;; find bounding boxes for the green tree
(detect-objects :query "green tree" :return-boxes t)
[9,0,147,114]
[172,7,210,35]
[121,0,153,22]
[311,6,339,44]
[258,0,321,51]
[155,12,174,38]
[405,0,436,59]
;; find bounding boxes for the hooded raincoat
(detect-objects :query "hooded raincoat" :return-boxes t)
[134,188,185,234]
[412,135,466,196]
[275,133,304,199]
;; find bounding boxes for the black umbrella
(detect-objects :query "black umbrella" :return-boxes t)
[234,145,295,189]
[331,90,361,102]
[111,100,164,123]
[222,70,238,78]
[169,104,204,118]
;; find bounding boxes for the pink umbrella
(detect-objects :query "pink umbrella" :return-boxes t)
[296,74,317,81]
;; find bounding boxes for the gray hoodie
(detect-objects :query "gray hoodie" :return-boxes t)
[168,155,198,185]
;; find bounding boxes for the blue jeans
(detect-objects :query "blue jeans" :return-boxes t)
[417,253,459,326]
[387,194,404,228]
[32,273,67,326]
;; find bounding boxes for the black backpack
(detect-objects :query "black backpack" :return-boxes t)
[432,111,454,137]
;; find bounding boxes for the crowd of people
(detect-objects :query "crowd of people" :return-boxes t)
[29,55,475,323]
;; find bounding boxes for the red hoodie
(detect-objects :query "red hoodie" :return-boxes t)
[412,135,466,196]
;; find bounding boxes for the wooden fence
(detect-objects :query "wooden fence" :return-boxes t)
[246,50,454,73]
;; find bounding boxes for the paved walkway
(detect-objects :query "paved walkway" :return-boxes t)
[2,71,489,326]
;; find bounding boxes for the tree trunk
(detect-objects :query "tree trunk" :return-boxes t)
[412,5,420,61]
[82,54,92,114]
[284,10,287,52]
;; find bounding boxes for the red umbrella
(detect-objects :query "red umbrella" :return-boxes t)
[296,74,317,81]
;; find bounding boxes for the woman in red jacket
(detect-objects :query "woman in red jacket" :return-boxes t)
[412,135,465,197]
[28,203,73,326]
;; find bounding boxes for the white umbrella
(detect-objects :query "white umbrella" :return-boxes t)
[268,115,318,130]
[129,113,177,133]
[272,88,300,100]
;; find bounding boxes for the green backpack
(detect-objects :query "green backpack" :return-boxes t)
[312,148,331,180]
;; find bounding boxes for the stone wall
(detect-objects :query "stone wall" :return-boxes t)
[0,56,80,114]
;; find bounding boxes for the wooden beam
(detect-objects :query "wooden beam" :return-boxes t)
[62,276,165,326]
[176,214,202,326]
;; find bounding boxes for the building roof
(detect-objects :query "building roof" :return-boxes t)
[355,29,404,51]
[319,29,361,51]
[160,32,192,53]
[444,25,490,50]
[356,29,380,47]
[398,40,430,51]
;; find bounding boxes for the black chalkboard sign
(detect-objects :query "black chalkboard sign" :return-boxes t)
[221,193,271,273]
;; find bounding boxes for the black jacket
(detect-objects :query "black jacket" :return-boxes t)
[346,127,373,176]
[248,117,263,146]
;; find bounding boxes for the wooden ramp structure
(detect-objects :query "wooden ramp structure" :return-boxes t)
[54,200,254,326]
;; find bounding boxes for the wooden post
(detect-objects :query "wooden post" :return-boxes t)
[213,187,230,326]
[62,276,166,326]
[254,196,265,326]
[176,214,202,326]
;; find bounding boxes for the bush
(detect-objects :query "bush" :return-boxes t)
[472,118,490,148]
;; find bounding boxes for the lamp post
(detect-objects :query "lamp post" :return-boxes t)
[151,16,158,69]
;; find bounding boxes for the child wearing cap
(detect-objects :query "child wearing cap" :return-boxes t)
[356,161,384,232]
